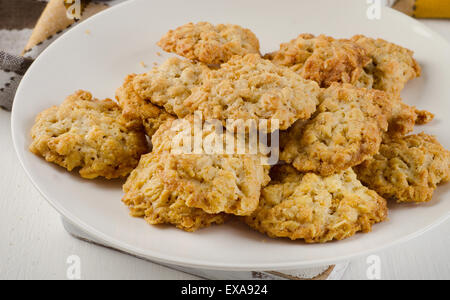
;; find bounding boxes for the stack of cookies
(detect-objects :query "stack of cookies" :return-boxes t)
[30,22,450,243]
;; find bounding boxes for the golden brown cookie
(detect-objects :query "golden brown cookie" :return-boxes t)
[133,54,321,131]
[267,34,424,137]
[158,22,260,64]
[280,84,390,176]
[147,118,271,216]
[132,57,211,116]
[267,34,421,95]
[122,152,226,232]
[266,34,373,88]
[355,133,450,203]
[380,95,433,138]
[116,74,175,137]
[351,35,421,96]
[29,91,149,179]
[245,165,388,243]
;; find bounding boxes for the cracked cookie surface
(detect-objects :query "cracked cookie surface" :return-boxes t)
[245,165,388,243]
[280,84,390,176]
[351,35,421,96]
[116,74,175,137]
[267,34,421,96]
[133,54,320,131]
[158,22,260,64]
[266,34,373,88]
[132,57,211,116]
[122,152,226,232]
[355,133,450,203]
[30,90,149,179]
[267,34,427,137]
[127,118,270,218]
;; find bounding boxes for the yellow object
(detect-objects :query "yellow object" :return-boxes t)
[414,0,450,18]
[393,0,450,18]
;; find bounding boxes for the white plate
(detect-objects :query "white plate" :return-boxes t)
[11,0,450,270]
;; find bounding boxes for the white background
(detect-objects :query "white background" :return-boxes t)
[0,19,449,280]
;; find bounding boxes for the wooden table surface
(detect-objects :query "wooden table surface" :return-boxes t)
[0,19,449,280]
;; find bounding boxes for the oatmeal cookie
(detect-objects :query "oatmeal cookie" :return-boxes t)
[116,74,175,137]
[355,133,450,203]
[351,35,421,96]
[380,94,433,138]
[122,152,226,232]
[132,57,211,116]
[245,165,388,243]
[133,54,320,131]
[148,118,271,216]
[280,84,390,176]
[415,109,434,125]
[266,34,373,88]
[267,34,421,96]
[158,22,260,64]
[266,34,424,136]
[188,54,320,130]
[29,90,149,179]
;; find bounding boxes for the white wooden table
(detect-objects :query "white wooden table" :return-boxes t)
[0,19,449,280]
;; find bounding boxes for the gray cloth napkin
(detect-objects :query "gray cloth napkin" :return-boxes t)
[0,51,34,110]
[0,0,117,112]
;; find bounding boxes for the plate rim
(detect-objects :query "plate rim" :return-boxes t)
[11,0,450,271]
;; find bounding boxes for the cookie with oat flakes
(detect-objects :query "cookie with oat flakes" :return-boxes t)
[245,165,387,243]
[354,133,450,203]
[280,84,391,176]
[351,35,421,96]
[158,22,260,64]
[30,90,148,179]
[266,34,373,89]
[116,74,175,137]
[146,117,271,216]
[122,151,227,232]
[132,54,321,132]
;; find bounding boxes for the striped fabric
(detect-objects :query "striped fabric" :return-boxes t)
[0,0,117,111]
